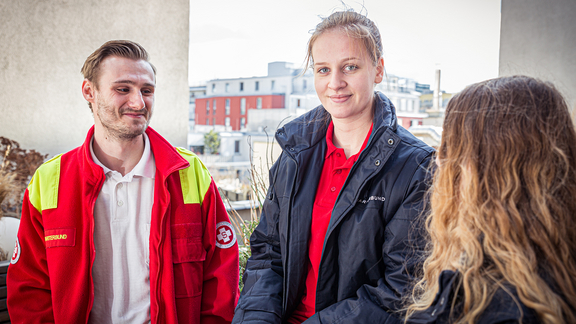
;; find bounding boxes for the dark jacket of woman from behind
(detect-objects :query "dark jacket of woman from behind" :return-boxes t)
[400,270,541,324]
[232,92,434,323]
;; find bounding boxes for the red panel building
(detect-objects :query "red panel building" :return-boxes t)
[196,94,285,131]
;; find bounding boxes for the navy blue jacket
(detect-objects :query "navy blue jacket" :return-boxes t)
[401,270,541,324]
[233,92,434,323]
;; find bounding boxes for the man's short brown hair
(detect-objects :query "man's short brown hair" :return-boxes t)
[81,39,156,89]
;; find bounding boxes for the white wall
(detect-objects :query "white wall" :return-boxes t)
[0,0,189,157]
[499,0,576,112]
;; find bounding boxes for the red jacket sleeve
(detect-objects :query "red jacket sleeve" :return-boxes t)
[7,189,55,323]
[200,179,240,324]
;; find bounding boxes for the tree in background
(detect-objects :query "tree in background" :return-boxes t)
[204,130,220,155]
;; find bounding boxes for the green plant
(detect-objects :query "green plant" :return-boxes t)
[225,178,262,290]
[226,130,277,291]
[204,130,220,154]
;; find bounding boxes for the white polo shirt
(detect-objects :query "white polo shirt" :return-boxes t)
[88,134,155,324]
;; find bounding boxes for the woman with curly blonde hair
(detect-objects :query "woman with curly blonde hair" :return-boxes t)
[405,75,576,323]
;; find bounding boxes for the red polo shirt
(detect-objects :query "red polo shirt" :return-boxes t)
[289,122,373,323]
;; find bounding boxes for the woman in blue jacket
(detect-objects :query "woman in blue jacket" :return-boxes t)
[404,76,576,323]
[233,10,434,324]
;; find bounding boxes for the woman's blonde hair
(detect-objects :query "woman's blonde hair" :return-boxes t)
[407,75,576,323]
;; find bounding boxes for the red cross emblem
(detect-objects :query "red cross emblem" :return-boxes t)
[11,237,20,265]
[215,222,236,249]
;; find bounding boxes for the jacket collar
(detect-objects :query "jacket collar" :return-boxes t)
[80,126,189,181]
[275,91,398,154]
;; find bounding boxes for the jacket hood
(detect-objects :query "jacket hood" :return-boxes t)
[275,92,398,153]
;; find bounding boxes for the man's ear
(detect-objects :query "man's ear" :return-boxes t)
[82,79,96,103]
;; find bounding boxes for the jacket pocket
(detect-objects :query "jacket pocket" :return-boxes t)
[172,223,206,298]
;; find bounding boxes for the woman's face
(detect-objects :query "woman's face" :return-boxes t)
[312,29,384,123]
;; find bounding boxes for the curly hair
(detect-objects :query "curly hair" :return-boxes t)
[406,76,576,323]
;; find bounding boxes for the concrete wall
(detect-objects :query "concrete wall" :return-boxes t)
[0,0,189,157]
[499,0,576,112]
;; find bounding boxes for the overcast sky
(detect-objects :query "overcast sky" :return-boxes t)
[189,0,501,93]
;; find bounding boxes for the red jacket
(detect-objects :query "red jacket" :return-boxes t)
[7,127,239,324]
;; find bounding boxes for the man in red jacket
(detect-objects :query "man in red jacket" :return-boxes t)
[7,40,239,324]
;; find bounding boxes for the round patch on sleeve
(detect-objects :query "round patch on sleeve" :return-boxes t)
[11,237,21,265]
[215,221,236,249]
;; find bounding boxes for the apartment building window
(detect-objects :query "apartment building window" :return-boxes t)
[225,83,229,92]
[225,99,230,115]
[303,79,307,90]
[297,99,301,107]
[234,140,240,154]
[240,98,246,115]
[206,118,210,125]
[257,97,262,109]
[211,83,215,92]
[255,81,259,91]
[213,100,217,113]
[241,117,246,129]
[206,101,210,115]
[225,117,230,127]
[271,80,275,90]
[213,118,216,126]
[240,82,244,91]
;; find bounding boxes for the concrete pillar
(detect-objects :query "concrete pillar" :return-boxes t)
[499,0,576,113]
[0,0,189,157]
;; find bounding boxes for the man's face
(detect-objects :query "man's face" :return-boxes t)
[83,56,156,140]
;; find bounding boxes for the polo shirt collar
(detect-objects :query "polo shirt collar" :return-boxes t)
[325,122,338,160]
[325,121,373,162]
[90,133,156,180]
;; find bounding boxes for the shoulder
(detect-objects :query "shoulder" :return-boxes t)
[173,147,214,204]
[423,272,540,324]
[373,91,434,160]
[27,154,64,212]
[385,125,435,186]
[372,124,434,185]
[275,106,329,151]
[175,147,210,174]
[27,144,85,212]
[476,287,540,324]
[395,125,435,159]
[33,154,64,181]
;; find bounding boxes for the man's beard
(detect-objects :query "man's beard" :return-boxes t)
[96,98,152,141]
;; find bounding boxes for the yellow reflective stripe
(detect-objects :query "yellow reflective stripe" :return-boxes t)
[28,154,62,213]
[176,147,212,204]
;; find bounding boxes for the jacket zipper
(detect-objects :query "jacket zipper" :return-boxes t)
[323,125,386,239]
[154,183,170,324]
[315,126,391,308]
[154,162,185,323]
[86,175,105,323]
